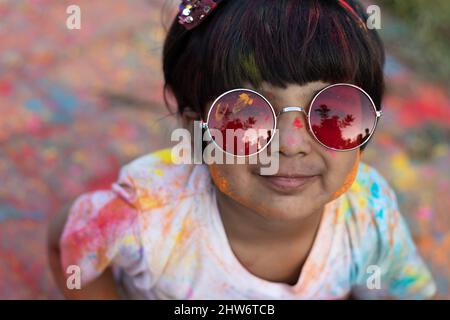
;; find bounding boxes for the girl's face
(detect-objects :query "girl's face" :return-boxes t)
[206,81,361,221]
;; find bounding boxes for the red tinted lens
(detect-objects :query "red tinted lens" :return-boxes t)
[207,89,275,156]
[309,85,377,150]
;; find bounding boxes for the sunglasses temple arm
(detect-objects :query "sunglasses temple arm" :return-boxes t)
[199,117,208,129]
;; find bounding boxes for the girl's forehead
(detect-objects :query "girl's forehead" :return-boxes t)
[244,81,331,102]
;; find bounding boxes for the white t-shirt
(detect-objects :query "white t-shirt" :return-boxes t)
[60,149,436,299]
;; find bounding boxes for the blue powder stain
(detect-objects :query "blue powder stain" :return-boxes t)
[391,276,416,289]
[87,252,97,260]
[384,55,406,76]
[25,98,44,112]
[41,84,79,123]
[0,205,23,222]
[51,110,73,124]
[371,182,380,198]
[48,86,78,111]
[433,231,445,242]
[0,205,45,223]
[375,208,384,220]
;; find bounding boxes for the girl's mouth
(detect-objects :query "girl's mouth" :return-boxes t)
[257,174,319,193]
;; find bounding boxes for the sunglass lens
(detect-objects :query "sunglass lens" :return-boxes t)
[309,85,377,150]
[207,90,275,156]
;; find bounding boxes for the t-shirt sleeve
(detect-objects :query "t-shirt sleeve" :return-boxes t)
[352,186,437,299]
[59,165,145,287]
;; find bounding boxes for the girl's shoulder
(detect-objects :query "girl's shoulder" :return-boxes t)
[340,162,436,299]
[333,161,401,251]
[345,161,398,214]
[59,148,212,286]
[335,161,403,242]
[116,148,211,212]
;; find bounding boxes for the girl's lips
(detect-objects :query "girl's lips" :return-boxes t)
[258,174,318,193]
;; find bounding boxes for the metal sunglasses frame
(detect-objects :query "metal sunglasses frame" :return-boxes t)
[200,83,382,157]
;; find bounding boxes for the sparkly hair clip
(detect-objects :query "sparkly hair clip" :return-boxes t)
[178,0,224,30]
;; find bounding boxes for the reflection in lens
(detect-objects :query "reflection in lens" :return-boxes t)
[310,85,376,150]
[208,90,275,156]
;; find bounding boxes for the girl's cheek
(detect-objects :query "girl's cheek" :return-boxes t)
[331,150,360,200]
[208,164,231,195]
[325,149,338,158]
[209,164,266,213]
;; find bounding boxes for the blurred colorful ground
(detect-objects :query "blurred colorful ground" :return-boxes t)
[0,1,449,299]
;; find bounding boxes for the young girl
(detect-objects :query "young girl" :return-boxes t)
[48,0,436,299]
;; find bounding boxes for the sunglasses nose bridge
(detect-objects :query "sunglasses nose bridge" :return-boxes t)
[277,106,308,118]
[276,106,310,135]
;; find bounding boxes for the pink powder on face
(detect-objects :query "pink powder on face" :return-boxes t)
[293,118,303,129]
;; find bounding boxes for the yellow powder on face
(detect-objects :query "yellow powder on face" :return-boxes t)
[332,151,361,200]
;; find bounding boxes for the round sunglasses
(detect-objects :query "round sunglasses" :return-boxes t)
[200,83,382,157]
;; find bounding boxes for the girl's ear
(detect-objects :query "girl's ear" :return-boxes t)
[181,107,200,132]
[163,85,179,115]
[182,107,200,120]
[180,107,201,149]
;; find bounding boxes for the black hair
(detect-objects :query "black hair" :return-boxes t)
[163,0,385,120]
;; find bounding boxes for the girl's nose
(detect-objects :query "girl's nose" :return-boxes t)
[277,112,313,157]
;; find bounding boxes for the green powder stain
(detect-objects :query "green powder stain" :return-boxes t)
[240,51,263,85]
